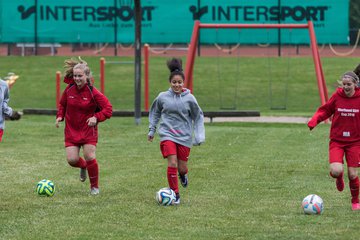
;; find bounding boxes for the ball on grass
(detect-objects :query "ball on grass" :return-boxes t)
[155,187,176,206]
[302,194,323,215]
[36,179,55,197]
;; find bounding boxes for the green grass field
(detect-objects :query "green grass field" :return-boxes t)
[1,56,360,239]
[1,116,360,239]
[1,55,359,115]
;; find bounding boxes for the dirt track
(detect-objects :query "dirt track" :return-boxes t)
[204,116,310,123]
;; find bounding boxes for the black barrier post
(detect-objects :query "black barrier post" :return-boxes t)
[277,0,281,57]
[114,0,118,56]
[134,0,141,125]
[34,0,38,55]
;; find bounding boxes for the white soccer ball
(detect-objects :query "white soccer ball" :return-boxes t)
[302,194,324,215]
[155,187,176,206]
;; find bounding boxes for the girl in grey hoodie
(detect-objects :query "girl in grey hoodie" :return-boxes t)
[148,58,205,205]
[0,79,21,142]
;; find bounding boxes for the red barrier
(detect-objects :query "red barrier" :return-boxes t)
[100,45,150,111]
[308,21,328,105]
[184,20,200,92]
[185,20,327,106]
[100,57,105,94]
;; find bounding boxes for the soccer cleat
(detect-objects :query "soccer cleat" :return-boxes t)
[90,187,100,195]
[80,168,87,182]
[352,203,360,211]
[336,177,345,192]
[179,173,188,188]
[172,194,180,205]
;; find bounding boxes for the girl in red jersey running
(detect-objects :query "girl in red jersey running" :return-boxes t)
[148,58,205,205]
[56,57,112,195]
[308,71,360,211]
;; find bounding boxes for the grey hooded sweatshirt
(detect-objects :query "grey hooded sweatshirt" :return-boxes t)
[148,88,205,148]
[0,80,13,130]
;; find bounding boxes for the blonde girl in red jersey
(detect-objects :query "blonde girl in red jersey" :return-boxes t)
[308,71,360,210]
[55,57,112,195]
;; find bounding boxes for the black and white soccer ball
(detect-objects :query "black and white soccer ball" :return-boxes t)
[155,187,176,206]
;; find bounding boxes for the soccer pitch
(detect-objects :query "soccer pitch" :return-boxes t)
[1,116,360,239]
[1,55,359,114]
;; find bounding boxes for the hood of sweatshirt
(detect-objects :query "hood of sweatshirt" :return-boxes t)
[167,87,191,97]
[336,87,360,98]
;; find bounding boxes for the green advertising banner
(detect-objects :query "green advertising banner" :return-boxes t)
[0,0,349,44]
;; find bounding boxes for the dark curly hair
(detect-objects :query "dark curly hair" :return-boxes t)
[354,64,360,80]
[167,58,185,82]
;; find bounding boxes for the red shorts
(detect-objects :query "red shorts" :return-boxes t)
[329,140,360,168]
[65,141,97,147]
[160,140,190,161]
[0,129,3,142]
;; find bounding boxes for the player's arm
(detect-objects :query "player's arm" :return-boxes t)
[2,84,13,118]
[55,88,68,127]
[308,96,335,130]
[93,89,112,123]
[190,95,205,145]
[148,95,163,141]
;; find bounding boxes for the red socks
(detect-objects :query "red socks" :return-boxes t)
[68,157,98,188]
[69,157,87,168]
[87,159,99,188]
[349,177,359,204]
[179,167,188,177]
[167,166,179,194]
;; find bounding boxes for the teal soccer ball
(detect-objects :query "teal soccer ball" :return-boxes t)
[36,179,55,197]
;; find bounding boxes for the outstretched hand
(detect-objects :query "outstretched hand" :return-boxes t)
[307,122,315,131]
[55,117,63,128]
[9,111,22,120]
[307,119,317,131]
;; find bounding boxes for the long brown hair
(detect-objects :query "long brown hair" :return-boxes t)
[64,57,92,84]
[64,57,88,78]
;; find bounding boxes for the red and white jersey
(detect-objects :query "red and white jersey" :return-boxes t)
[56,84,112,144]
[308,88,360,142]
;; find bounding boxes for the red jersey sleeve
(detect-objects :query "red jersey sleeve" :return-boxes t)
[56,86,69,119]
[92,88,113,122]
[308,94,336,129]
